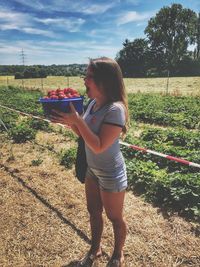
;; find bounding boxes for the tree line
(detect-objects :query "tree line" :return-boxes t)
[0,64,86,79]
[0,3,199,78]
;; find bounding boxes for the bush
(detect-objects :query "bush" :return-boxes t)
[126,159,166,193]
[9,122,36,143]
[0,111,19,132]
[0,85,43,117]
[59,147,77,169]
[141,128,167,143]
[128,93,200,129]
[27,118,50,131]
[126,158,200,220]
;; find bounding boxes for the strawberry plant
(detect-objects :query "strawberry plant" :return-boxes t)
[27,118,50,131]
[126,158,200,220]
[0,110,19,132]
[59,147,77,169]
[0,85,43,116]
[9,122,36,143]
[31,158,43,166]
[129,93,200,129]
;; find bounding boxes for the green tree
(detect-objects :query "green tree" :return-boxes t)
[116,38,149,77]
[195,12,200,59]
[145,3,197,74]
[38,68,47,78]
[15,72,23,79]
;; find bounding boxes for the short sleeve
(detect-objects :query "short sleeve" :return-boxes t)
[103,103,126,128]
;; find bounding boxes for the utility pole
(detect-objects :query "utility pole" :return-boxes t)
[19,48,26,89]
[20,48,26,65]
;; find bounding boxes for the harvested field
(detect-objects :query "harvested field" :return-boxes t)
[0,76,200,96]
[0,132,199,267]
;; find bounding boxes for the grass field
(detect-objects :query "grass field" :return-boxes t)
[0,75,200,95]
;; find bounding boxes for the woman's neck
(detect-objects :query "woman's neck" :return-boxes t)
[94,96,108,111]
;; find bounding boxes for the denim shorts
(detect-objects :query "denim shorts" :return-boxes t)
[86,166,128,192]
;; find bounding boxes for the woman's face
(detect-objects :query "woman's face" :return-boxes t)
[84,67,103,99]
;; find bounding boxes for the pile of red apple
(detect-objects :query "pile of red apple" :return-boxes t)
[43,88,80,100]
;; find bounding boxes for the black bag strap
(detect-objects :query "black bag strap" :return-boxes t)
[75,99,93,184]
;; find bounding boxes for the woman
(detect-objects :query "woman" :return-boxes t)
[51,57,129,267]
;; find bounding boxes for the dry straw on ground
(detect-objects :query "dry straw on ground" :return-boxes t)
[0,131,199,267]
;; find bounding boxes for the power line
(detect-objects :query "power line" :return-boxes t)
[19,48,26,65]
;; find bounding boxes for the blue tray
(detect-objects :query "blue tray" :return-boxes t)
[39,96,84,117]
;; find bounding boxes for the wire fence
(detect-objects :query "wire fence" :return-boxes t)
[0,76,200,95]
[0,76,84,94]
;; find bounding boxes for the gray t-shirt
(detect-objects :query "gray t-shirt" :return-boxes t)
[83,100,126,172]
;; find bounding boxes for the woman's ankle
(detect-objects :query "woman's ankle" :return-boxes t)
[89,246,102,256]
[111,251,124,260]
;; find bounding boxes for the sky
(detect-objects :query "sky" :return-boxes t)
[0,0,199,65]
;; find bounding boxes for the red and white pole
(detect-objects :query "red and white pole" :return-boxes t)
[120,141,200,169]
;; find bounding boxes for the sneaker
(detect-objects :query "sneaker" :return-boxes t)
[106,258,125,267]
[77,251,101,267]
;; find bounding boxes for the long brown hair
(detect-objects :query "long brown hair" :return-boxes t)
[89,57,129,134]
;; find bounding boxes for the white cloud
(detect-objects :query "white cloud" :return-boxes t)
[0,9,31,29]
[0,9,56,37]
[117,11,152,25]
[188,44,195,51]
[0,6,86,35]
[12,0,44,10]
[80,3,114,15]
[22,28,56,37]
[14,0,114,14]
[35,17,85,32]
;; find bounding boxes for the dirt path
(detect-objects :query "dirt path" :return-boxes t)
[0,133,199,267]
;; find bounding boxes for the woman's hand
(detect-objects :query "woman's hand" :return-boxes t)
[50,102,80,126]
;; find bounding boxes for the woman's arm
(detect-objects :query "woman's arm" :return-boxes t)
[50,109,81,136]
[50,104,122,154]
[75,117,122,153]
[70,124,81,136]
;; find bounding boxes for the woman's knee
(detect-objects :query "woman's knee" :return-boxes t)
[87,205,103,217]
[106,213,125,225]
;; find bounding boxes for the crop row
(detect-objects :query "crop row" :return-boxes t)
[129,93,200,129]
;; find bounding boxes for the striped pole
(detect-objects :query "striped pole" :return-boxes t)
[0,104,199,169]
[120,141,200,169]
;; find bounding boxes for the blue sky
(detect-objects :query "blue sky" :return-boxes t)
[0,0,199,65]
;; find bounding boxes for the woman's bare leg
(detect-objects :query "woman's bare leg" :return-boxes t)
[101,190,126,261]
[85,176,104,255]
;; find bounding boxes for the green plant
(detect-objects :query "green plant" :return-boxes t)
[31,158,43,166]
[59,147,77,168]
[0,110,19,132]
[27,118,50,131]
[128,93,200,129]
[63,128,77,140]
[9,122,36,143]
